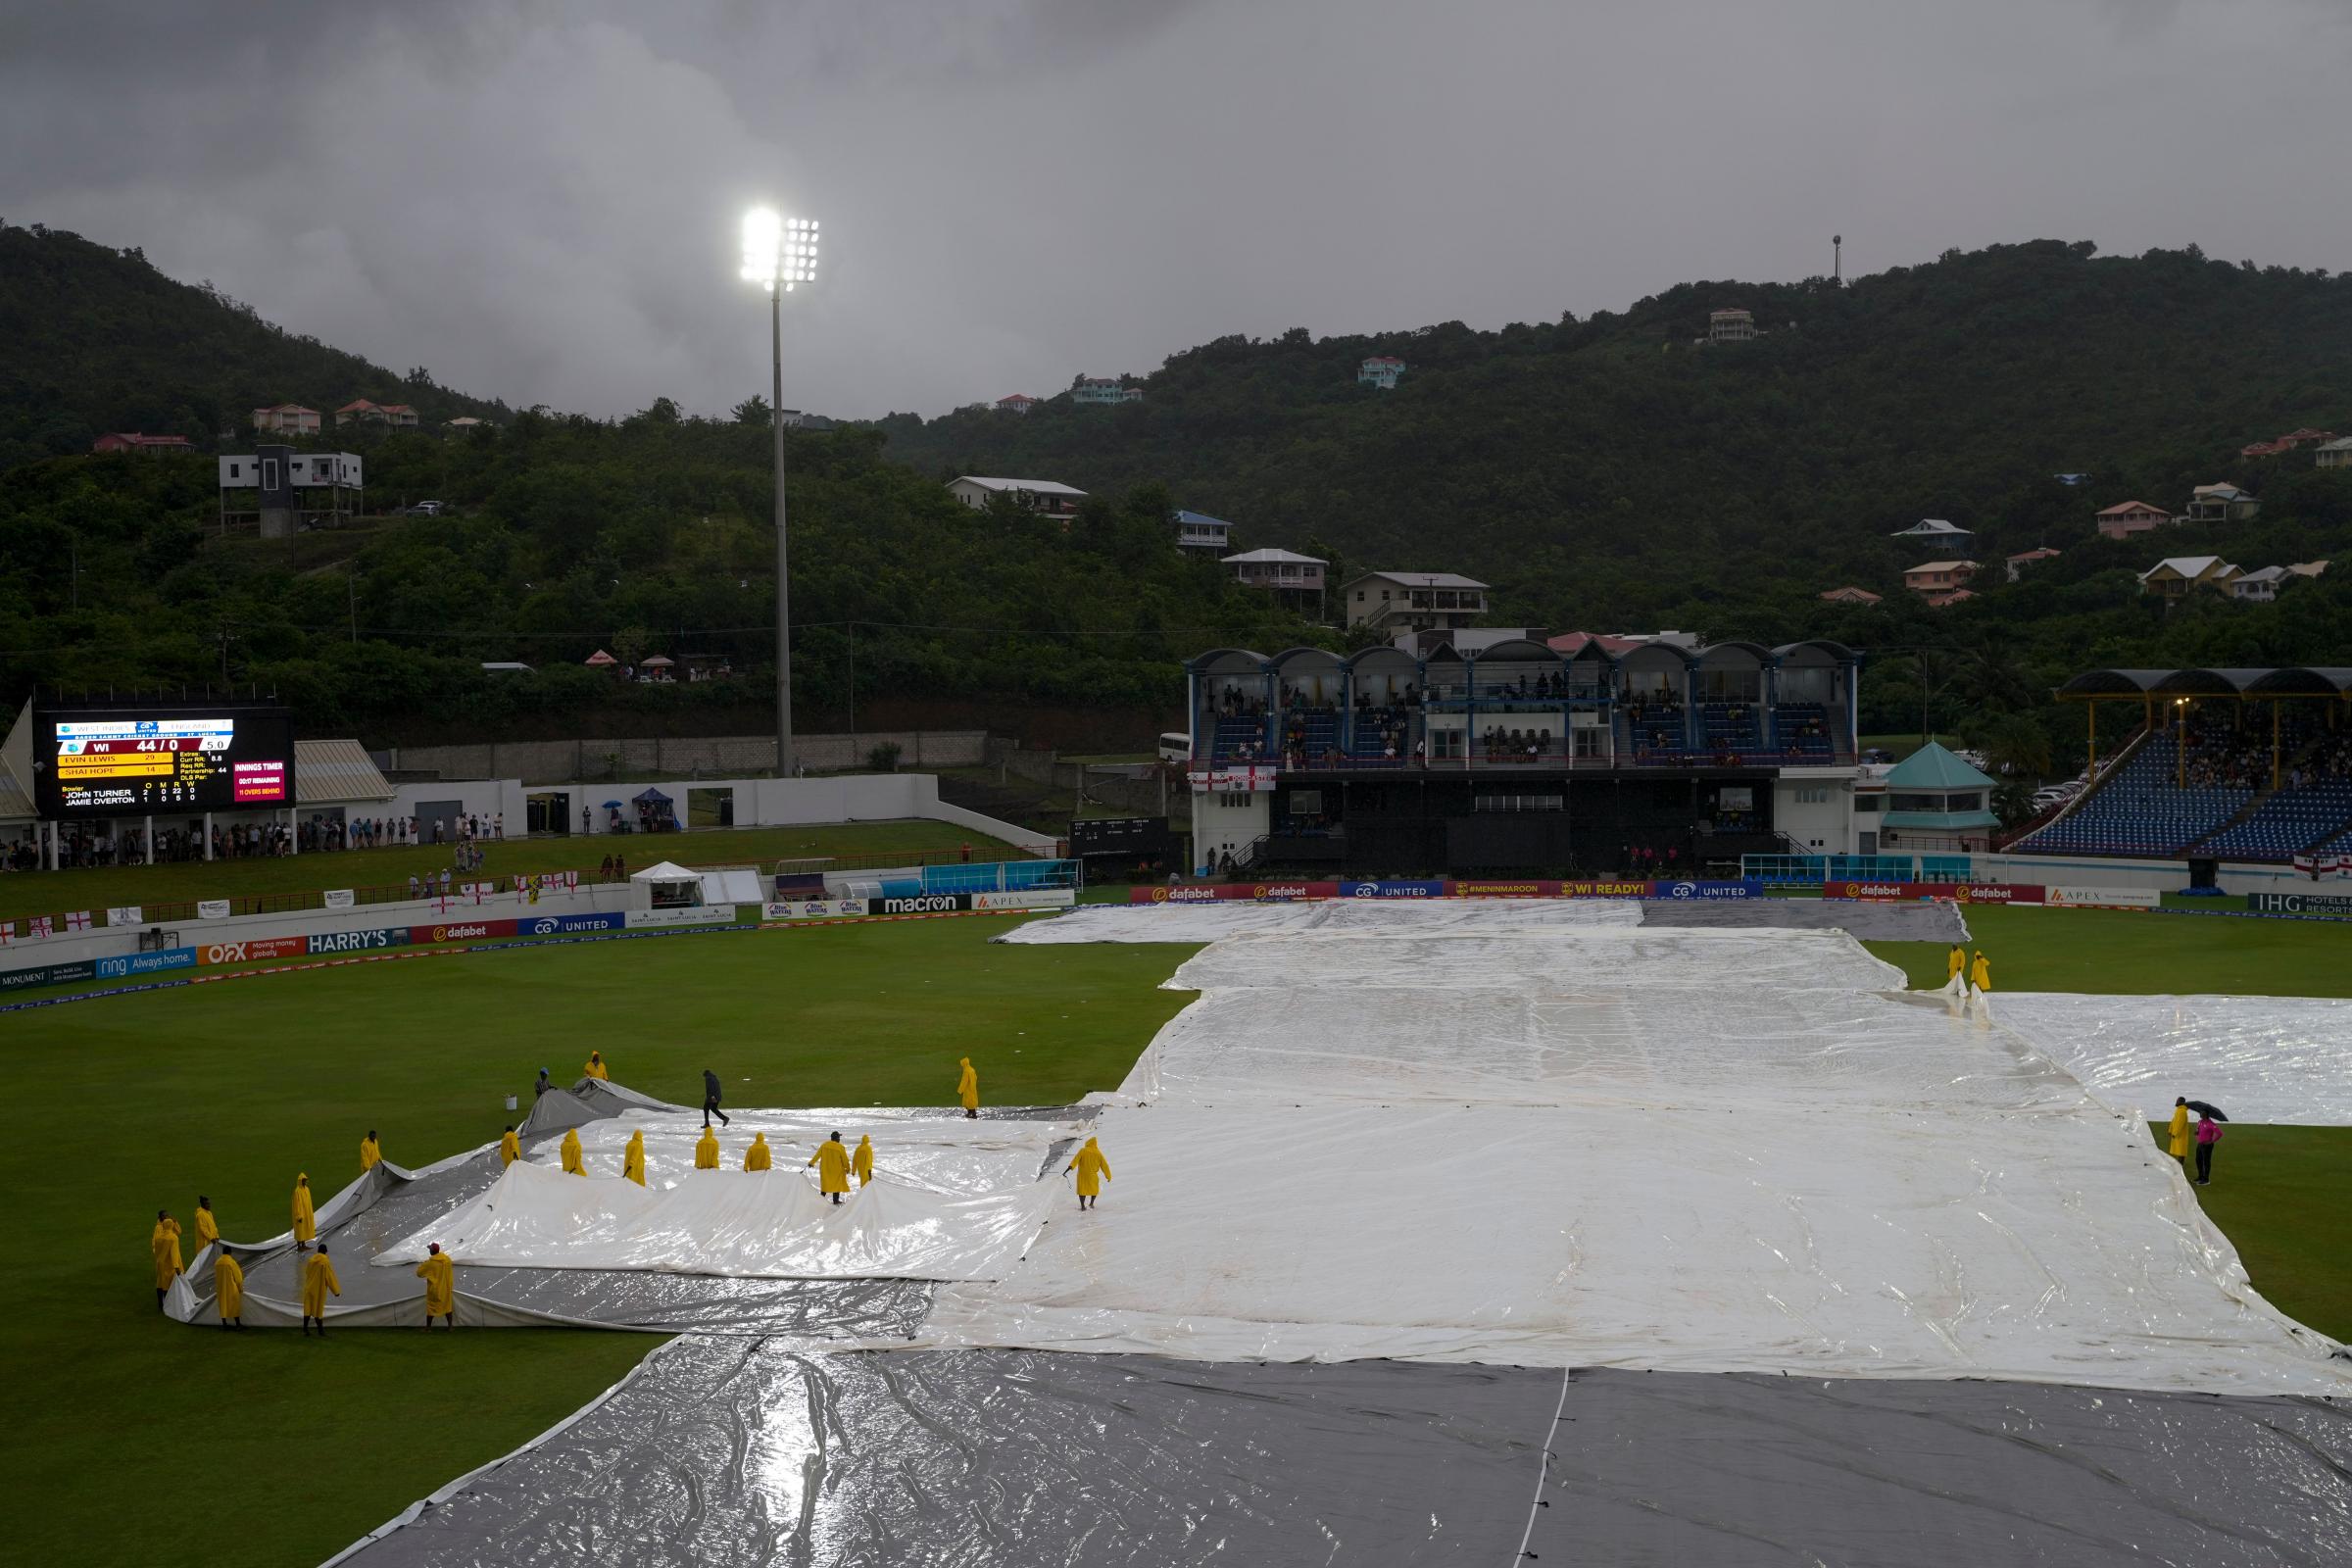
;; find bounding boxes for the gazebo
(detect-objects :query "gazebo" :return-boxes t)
[1879,742,2000,852]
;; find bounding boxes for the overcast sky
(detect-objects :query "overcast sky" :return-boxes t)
[5,0,2348,421]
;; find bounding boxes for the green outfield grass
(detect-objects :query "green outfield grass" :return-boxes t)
[2143,1124,2352,1343]
[0,820,1015,924]
[0,914,1200,1568]
[1863,903,2352,998]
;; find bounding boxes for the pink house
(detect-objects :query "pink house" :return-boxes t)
[2095,501,2170,540]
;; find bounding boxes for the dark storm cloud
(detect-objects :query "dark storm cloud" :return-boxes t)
[2,0,2346,420]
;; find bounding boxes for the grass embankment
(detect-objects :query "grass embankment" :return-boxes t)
[0,820,1014,924]
[0,915,1200,1568]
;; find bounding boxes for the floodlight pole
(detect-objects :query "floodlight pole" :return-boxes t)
[770,285,794,779]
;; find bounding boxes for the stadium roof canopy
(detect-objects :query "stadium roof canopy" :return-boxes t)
[2055,666,2352,699]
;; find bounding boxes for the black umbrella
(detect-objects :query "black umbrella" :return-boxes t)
[2184,1100,2229,1122]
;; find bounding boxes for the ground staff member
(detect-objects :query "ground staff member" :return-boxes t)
[416,1243,457,1330]
[151,1210,183,1309]
[2168,1099,2192,1167]
[703,1068,730,1128]
[301,1243,341,1336]
[809,1133,852,1203]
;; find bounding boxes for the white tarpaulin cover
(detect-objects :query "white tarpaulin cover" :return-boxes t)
[930,906,2352,1396]
[1002,898,1642,944]
[1994,992,2352,1125]
[377,1160,1055,1282]
[549,1110,1077,1195]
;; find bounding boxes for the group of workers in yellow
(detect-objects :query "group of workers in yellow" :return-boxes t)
[155,1051,1112,1331]
[1946,944,1992,992]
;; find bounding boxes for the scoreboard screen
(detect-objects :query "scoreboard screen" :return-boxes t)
[32,707,296,817]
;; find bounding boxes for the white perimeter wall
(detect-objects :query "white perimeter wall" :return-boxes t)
[1976,853,2312,897]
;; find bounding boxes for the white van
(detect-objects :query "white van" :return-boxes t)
[1158,731,1192,763]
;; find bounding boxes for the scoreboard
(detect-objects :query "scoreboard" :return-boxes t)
[31,706,296,817]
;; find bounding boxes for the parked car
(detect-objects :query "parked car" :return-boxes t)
[405,500,446,516]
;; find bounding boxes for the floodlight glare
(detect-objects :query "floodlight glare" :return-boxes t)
[740,207,783,290]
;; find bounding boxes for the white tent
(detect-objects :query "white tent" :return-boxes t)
[629,859,706,908]
[628,858,763,907]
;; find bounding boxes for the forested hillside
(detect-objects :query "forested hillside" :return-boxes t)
[0,221,505,468]
[2,235,2350,766]
[881,240,2352,623]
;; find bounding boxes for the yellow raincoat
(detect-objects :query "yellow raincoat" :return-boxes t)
[622,1131,647,1187]
[291,1176,317,1243]
[416,1252,457,1317]
[809,1139,852,1195]
[500,1129,522,1167]
[360,1135,381,1172]
[151,1218,184,1289]
[584,1054,610,1081]
[852,1136,873,1187]
[560,1129,585,1175]
[1970,952,1991,993]
[956,1057,979,1112]
[1946,944,1965,981]
[2169,1103,2192,1158]
[744,1134,772,1171]
[1068,1138,1112,1198]
[215,1251,245,1320]
[694,1128,721,1170]
[193,1205,220,1248]
[301,1250,340,1317]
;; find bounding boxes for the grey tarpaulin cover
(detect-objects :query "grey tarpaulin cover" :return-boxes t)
[333,1348,2352,1567]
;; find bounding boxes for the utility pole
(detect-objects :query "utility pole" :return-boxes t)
[348,566,358,642]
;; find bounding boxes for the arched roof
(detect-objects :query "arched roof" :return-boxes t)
[1342,645,1417,674]
[2149,668,2272,695]
[1188,648,1267,675]
[2247,667,2352,695]
[1772,639,1857,662]
[1464,637,1555,662]
[1696,640,1770,664]
[2056,666,2352,698]
[1268,646,1344,674]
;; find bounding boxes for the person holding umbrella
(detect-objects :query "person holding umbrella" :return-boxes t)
[2188,1101,2229,1186]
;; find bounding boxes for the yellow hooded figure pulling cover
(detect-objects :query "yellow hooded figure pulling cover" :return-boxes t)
[291,1175,317,1243]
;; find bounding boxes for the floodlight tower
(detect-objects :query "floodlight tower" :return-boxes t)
[739,207,819,777]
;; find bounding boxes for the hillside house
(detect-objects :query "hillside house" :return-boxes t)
[1343,570,1490,634]
[1706,308,1756,344]
[91,432,193,456]
[1224,548,1327,612]
[1902,561,1978,596]
[1925,588,1979,609]
[2138,555,2239,601]
[334,399,420,429]
[1174,510,1234,554]
[1889,518,1975,553]
[994,394,1038,415]
[2288,560,2331,581]
[2182,483,2259,524]
[2094,500,2170,539]
[946,475,1087,516]
[1071,377,1141,406]
[251,404,320,435]
[2004,547,2062,582]
[2229,566,2289,603]
[2316,437,2352,470]
[1818,586,1883,606]
[1357,356,1406,389]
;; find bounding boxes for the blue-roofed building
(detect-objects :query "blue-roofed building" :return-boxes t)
[1175,510,1234,555]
